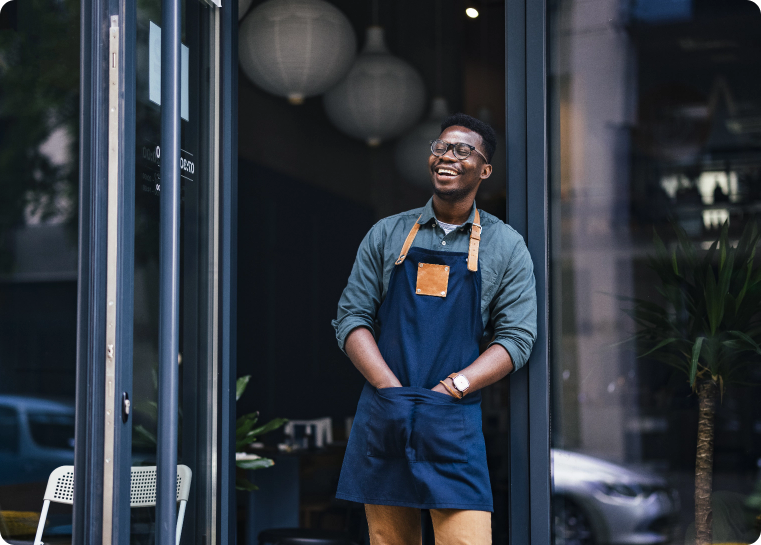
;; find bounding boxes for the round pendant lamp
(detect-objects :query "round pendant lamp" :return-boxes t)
[394,97,450,189]
[239,0,357,104]
[324,26,426,146]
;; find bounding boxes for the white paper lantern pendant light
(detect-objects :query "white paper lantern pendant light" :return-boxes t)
[239,0,357,104]
[324,26,426,146]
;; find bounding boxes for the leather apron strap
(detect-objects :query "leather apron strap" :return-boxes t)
[395,215,423,265]
[467,209,481,272]
[394,210,481,271]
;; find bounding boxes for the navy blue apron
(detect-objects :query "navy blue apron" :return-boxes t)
[336,212,493,512]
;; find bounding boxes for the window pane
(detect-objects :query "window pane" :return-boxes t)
[0,0,79,542]
[550,1,761,544]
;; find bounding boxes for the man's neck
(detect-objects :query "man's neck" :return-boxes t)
[431,195,475,225]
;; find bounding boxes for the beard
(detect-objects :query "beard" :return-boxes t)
[432,181,477,202]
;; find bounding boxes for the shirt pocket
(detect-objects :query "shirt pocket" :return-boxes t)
[365,388,467,463]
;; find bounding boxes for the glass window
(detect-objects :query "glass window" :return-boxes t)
[0,406,19,454]
[550,1,761,544]
[0,0,79,542]
[0,0,80,543]
[132,1,218,543]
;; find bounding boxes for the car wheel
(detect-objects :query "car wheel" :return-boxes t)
[553,497,596,545]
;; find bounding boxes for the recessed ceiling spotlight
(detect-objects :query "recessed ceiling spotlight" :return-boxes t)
[466,7,479,18]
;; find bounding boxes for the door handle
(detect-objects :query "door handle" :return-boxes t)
[122,392,130,423]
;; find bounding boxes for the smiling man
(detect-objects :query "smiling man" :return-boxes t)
[332,113,537,545]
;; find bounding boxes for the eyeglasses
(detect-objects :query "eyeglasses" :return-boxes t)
[430,139,489,163]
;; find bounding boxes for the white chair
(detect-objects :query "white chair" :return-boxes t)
[33,464,192,545]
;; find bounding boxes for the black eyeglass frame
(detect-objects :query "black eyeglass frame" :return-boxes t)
[430,139,490,163]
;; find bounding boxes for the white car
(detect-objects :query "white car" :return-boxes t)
[0,395,75,486]
[553,449,680,545]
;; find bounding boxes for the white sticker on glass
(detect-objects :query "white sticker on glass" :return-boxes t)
[148,21,190,122]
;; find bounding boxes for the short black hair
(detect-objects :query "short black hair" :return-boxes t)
[440,113,497,163]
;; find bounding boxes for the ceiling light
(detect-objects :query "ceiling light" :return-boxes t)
[466,7,479,18]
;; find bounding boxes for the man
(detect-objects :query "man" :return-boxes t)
[332,113,537,545]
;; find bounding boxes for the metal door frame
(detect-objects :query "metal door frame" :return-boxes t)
[74,0,238,542]
[506,0,552,544]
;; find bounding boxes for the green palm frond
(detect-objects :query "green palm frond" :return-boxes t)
[626,220,761,391]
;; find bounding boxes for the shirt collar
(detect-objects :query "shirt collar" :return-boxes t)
[418,197,478,226]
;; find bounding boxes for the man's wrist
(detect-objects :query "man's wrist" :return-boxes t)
[438,378,461,399]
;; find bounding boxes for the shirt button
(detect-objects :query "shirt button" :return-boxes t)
[441,241,446,246]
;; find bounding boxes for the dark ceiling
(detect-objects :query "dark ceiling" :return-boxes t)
[237,0,507,215]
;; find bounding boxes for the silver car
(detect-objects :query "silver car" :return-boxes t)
[553,449,680,545]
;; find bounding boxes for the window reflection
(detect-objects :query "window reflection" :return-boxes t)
[0,0,79,542]
[551,0,761,544]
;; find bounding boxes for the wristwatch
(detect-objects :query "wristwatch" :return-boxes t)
[448,373,470,396]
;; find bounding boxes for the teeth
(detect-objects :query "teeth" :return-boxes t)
[437,169,458,176]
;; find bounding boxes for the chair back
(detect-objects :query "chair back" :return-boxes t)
[42,465,75,505]
[130,465,192,507]
[34,464,191,545]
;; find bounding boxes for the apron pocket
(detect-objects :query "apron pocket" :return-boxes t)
[410,400,467,463]
[366,390,413,458]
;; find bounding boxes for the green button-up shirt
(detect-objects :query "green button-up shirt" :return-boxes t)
[332,198,537,372]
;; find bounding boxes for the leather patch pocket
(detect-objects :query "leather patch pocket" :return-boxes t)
[415,263,450,297]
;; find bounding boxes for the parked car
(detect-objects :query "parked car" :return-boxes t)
[0,395,75,487]
[553,449,680,545]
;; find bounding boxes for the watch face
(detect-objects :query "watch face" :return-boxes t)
[453,375,469,392]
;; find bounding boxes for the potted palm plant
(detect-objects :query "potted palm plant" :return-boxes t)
[234,375,288,491]
[133,374,287,491]
[627,220,761,545]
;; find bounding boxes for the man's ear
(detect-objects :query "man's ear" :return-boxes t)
[480,163,493,180]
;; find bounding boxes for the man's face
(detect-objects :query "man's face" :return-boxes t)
[428,125,492,201]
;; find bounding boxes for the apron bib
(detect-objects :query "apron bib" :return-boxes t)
[336,212,493,511]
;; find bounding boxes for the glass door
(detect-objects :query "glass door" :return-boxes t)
[130,1,219,543]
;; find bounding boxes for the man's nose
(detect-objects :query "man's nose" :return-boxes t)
[442,148,458,160]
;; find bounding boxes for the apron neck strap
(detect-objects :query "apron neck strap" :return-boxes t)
[395,215,423,265]
[394,209,482,271]
[467,209,481,272]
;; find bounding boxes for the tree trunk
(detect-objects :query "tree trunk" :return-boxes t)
[695,378,718,545]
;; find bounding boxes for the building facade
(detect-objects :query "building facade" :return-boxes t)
[1,0,760,544]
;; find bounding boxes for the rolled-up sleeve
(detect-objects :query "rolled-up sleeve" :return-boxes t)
[332,222,386,353]
[488,238,537,372]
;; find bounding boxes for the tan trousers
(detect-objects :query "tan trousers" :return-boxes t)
[365,504,492,545]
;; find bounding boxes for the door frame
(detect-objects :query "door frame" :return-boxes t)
[506,0,552,544]
[74,0,238,543]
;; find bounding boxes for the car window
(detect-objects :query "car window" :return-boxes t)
[28,412,75,450]
[0,406,19,453]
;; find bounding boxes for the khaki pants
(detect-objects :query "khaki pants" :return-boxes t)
[365,504,492,545]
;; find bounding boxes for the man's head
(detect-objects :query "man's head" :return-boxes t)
[428,113,495,202]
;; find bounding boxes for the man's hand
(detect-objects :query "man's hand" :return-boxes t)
[345,327,402,389]
[431,380,456,397]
